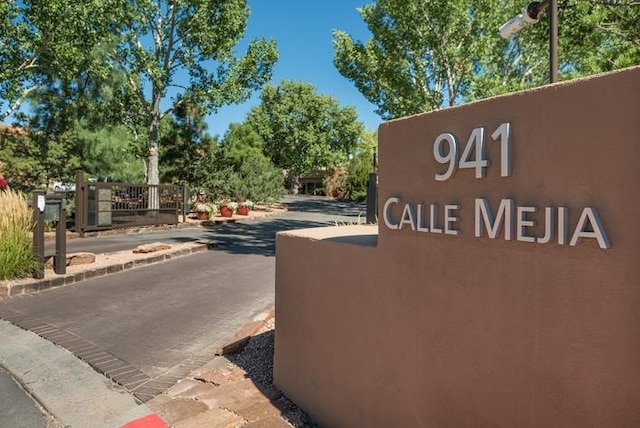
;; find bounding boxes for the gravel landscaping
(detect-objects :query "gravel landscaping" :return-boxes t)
[226,318,320,427]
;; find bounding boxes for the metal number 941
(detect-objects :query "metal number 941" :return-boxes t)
[433,122,511,181]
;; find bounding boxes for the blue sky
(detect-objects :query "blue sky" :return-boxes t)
[206,0,382,138]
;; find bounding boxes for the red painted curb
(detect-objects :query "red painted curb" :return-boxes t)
[120,414,169,428]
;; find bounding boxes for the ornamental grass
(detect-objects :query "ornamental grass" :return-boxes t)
[0,188,36,280]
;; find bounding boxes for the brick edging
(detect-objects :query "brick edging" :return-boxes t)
[0,243,211,298]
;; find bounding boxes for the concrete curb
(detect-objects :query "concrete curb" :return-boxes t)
[0,243,212,298]
[0,320,156,428]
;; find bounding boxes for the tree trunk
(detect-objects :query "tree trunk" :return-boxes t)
[290,172,301,195]
[147,98,161,186]
[147,96,161,212]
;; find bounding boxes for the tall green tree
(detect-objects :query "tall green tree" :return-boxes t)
[334,0,640,120]
[111,0,278,186]
[1,0,144,185]
[334,1,488,118]
[247,80,364,193]
[0,128,44,192]
[159,101,215,186]
[0,0,125,121]
[220,122,266,168]
[347,128,377,197]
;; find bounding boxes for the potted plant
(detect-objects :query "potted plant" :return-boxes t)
[217,200,237,217]
[237,200,254,216]
[193,202,214,220]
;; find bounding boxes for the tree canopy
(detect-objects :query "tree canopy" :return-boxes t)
[334,0,640,119]
[220,122,266,169]
[111,0,279,185]
[247,80,364,192]
[0,0,125,121]
[1,0,279,186]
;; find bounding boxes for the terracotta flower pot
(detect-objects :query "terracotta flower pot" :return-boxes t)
[196,211,209,220]
[219,206,233,217]
[237,205,250,216]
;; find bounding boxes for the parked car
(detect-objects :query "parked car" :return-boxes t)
[51,181,76,192]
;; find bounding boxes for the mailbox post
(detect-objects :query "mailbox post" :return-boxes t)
[32,191,46,279]
[32,191,67,278]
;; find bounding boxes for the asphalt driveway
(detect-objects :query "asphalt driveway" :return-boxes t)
[3,196,368,401]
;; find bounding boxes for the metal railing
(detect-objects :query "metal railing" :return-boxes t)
[75,170,185,236]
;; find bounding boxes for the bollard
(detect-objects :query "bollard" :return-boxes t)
[365,172,378,224]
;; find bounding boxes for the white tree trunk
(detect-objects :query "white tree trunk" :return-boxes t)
[147,98,161,211]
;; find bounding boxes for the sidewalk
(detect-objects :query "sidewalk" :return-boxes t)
[0,319,156,428]
[0,205,313,427]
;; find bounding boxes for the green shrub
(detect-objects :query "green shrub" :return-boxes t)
[236,155,285,204]
[0,189,37,280]
[198,153,285,205]
[351,190,367,202]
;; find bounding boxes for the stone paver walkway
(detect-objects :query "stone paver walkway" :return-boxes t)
[144,311,310,427]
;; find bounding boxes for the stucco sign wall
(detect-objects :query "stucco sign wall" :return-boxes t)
[275,66,640,428]
[378,67,640,261]
[382,120,611,249]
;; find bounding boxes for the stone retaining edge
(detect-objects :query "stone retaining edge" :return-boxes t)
[0,243,211,298]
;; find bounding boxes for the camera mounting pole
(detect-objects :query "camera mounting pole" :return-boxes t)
[499,0,558,83]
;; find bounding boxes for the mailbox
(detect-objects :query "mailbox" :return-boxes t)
[32,191,67,278]
[44,198,65,222]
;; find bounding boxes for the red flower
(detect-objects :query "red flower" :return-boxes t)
[0,178,8,189]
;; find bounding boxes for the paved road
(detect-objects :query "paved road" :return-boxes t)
[46,195,365,255]
[3,196,366,404]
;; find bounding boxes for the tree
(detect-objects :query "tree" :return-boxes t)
[160,102,215,186]
[0,128,44,192]
[1,1,146,186]
[1,1,278,191]
[570,0,640,73]
[347,128,377,199]
[75,123,145,182]
[333,0,640,120]
[0,0,126,121]
[110,0,278,186]
[220,122,266,168]
[334,1,488,119]
[248,80,364,193]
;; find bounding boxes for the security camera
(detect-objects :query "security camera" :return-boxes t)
[499,3,543,39]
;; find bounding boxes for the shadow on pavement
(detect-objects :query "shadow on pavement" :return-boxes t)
[283,197,366,217]
[199,218,330,256]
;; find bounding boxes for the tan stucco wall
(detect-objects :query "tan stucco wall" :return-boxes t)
[274,66,640,427]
